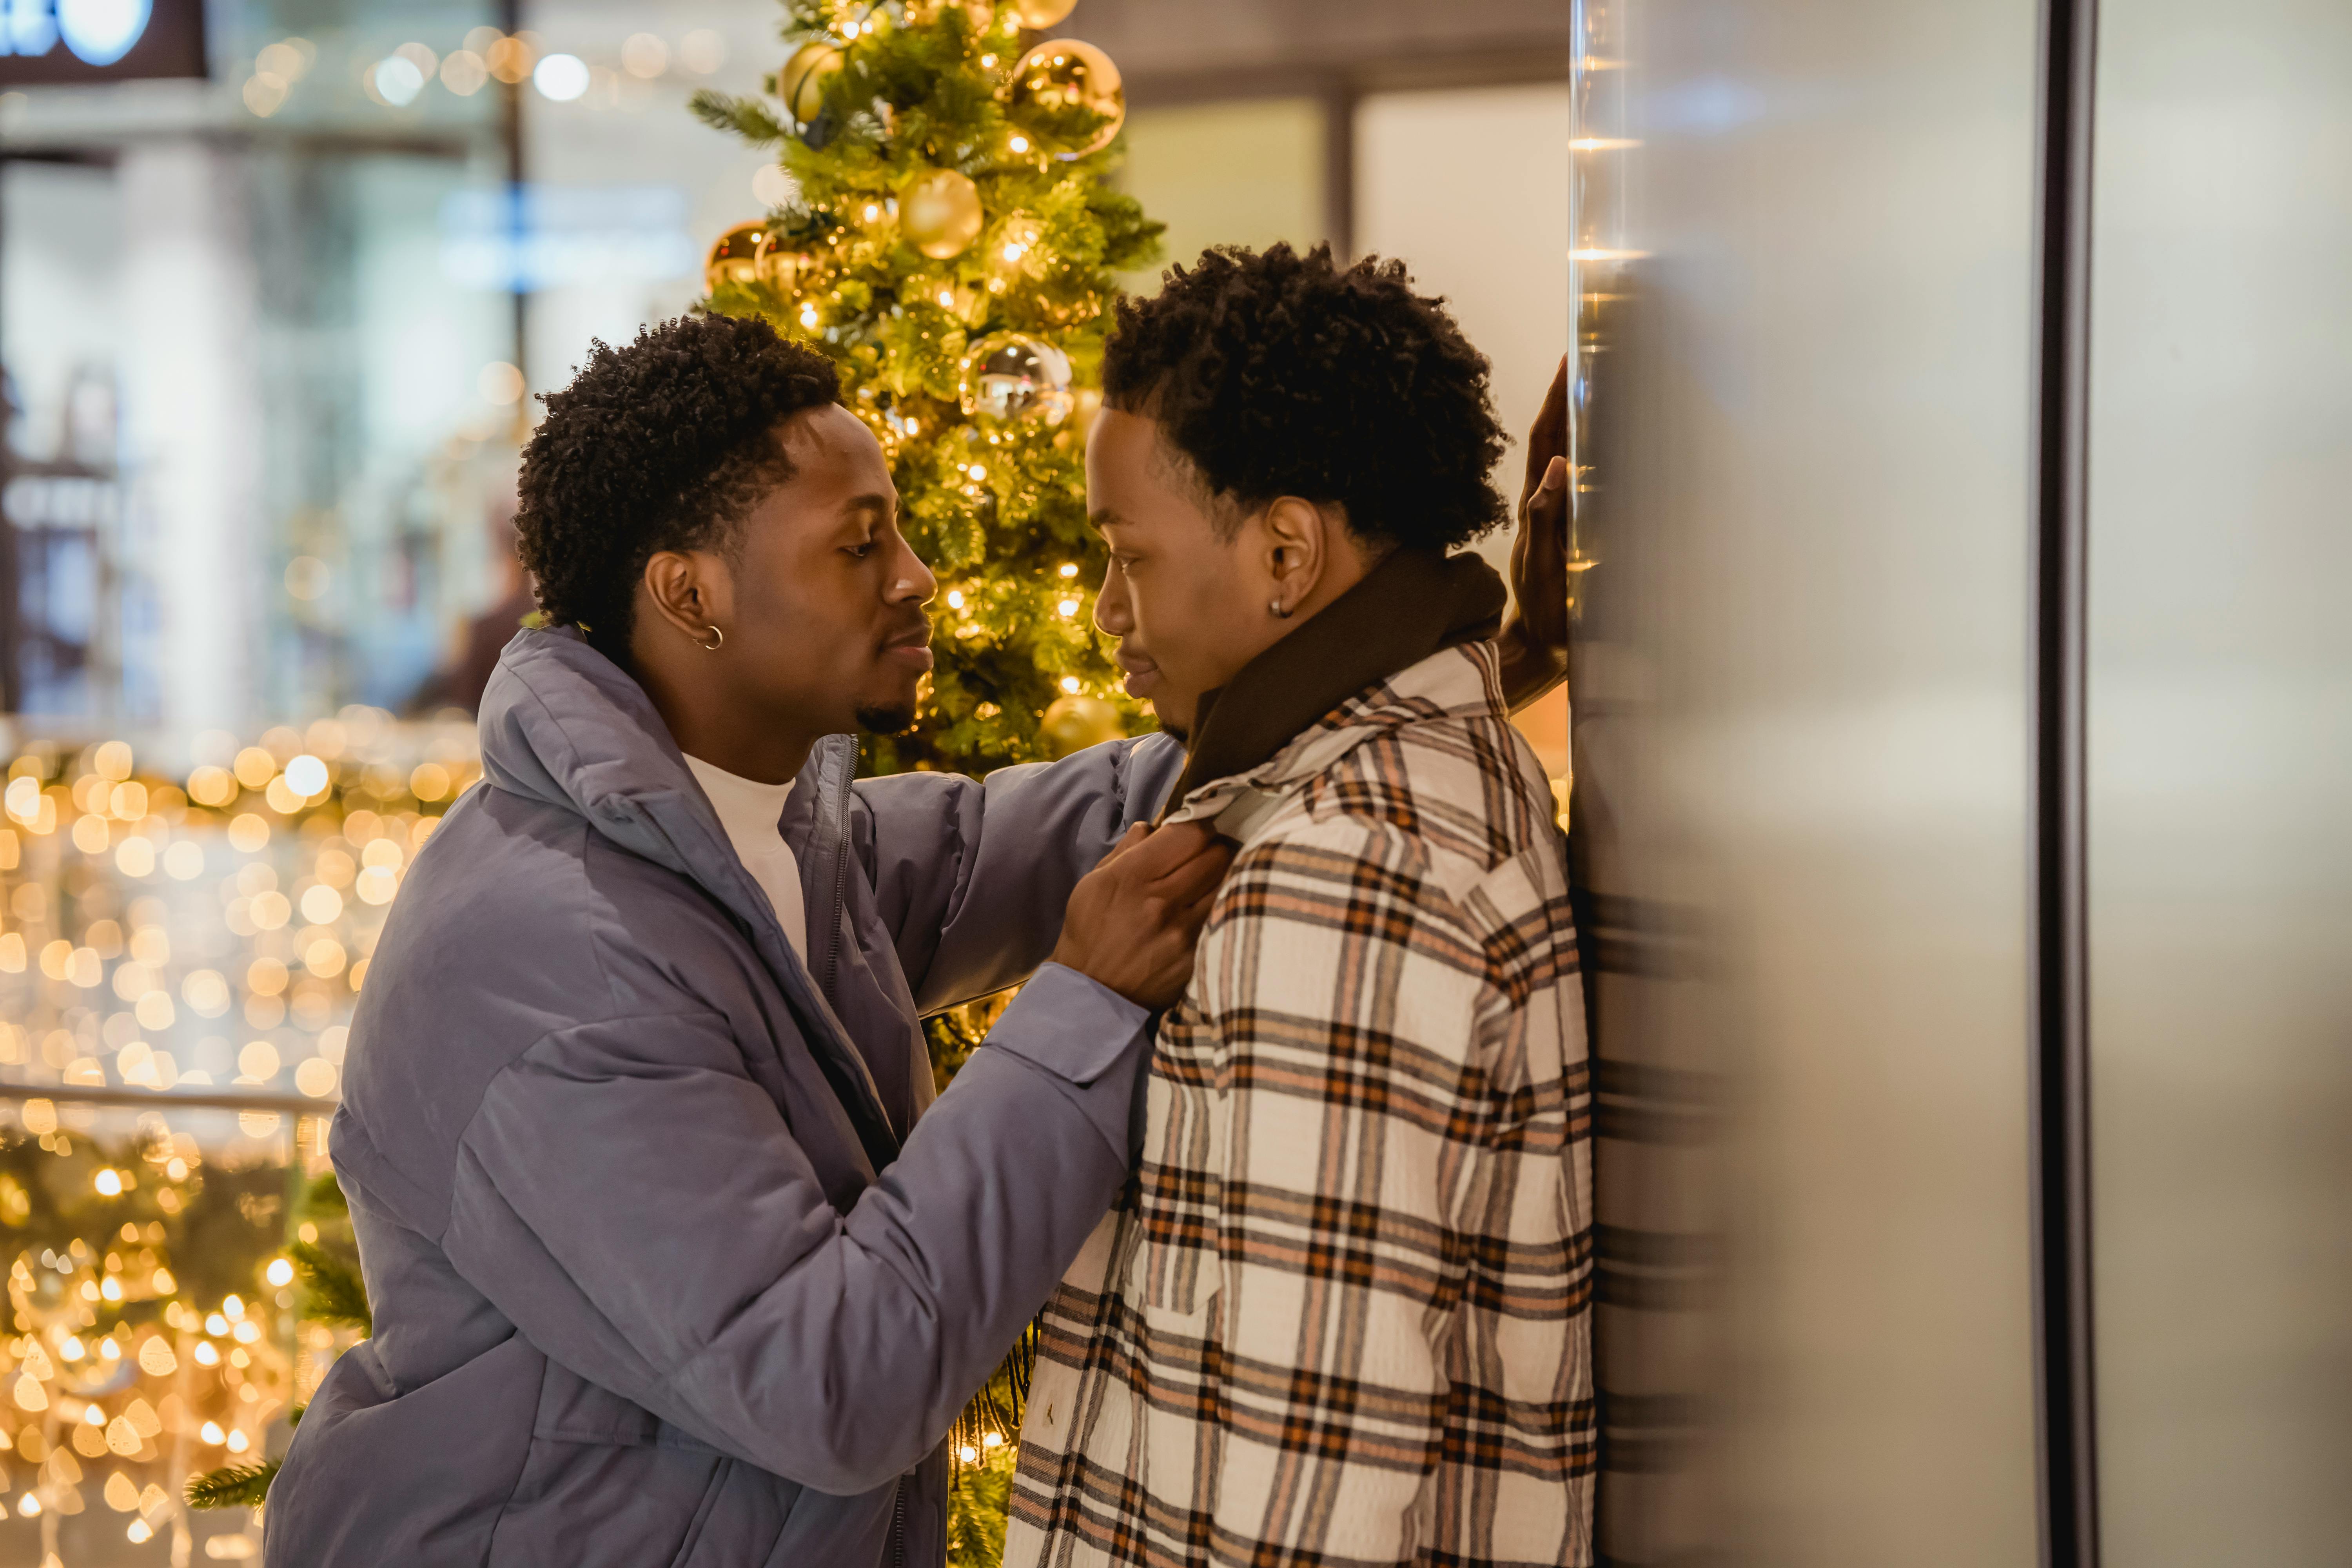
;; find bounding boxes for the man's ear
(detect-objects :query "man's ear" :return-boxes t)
[640,550,733,643]
[1259,497,1330,611]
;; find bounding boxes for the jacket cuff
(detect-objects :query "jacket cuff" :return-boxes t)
[984,962,1151,1087]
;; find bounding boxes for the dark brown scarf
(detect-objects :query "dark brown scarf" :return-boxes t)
[1161,548,1506,816]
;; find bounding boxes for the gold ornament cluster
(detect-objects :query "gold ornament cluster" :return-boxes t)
[705,0,1127,279]
[702,0,1133,438]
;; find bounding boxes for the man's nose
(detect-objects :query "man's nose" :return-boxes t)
[886,535,937,606]
[1092,557,1132,637]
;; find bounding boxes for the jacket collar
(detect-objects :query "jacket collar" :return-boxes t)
[476,627,896,1153]
[1161,548,1505,816]
[476,625,843,907]
[1163,639,1507,837]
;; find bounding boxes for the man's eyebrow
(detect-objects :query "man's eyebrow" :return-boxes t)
[828,494,894,539]
[834,492,895,528]
[1087,508,1130,532]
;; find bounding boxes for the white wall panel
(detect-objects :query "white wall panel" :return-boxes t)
[2085,3,2352,1561]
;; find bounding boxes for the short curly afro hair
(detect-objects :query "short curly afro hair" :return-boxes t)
[516,313,840,667]
[1103,243,1508,551]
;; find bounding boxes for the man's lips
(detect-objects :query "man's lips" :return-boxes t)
[884,626,934,669]
[1115,654,1160,699]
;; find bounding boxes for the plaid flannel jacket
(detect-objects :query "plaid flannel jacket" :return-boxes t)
[1006,641,1595,1568]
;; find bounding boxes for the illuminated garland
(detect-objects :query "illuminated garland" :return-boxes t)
[0,715,467,1552]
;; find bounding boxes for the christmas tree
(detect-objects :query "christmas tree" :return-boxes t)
[694,5,1160,1555]
[691,0,1163,779]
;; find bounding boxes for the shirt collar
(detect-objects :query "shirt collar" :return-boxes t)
[681,753,796,849]
[1163,640,1504,833]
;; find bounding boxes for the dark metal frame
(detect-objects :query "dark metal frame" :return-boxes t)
[2029,0,2101,1561]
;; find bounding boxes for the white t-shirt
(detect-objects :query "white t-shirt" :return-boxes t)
[682,753,808,959]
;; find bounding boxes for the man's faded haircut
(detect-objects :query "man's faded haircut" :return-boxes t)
[1101,242,1509,548]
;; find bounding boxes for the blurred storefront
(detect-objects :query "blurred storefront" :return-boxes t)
[2,0,1573,737]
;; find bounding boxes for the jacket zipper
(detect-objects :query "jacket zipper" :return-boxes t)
[888,1473,907,1568]
[786,737,895,1170]
[822,739,853,1000]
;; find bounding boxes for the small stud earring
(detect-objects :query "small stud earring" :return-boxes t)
[698,624,725,651]
[1269,599,1291,619]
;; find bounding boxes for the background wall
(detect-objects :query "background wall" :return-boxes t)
[2085,0,2352,1559]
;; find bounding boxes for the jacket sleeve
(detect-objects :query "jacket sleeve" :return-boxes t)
[1173,820,1524,1562]
[441,963,1149,1495]
[849,732,1185,1014]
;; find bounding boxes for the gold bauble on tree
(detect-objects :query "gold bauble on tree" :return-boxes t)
[753,230,811,294]
[708,222,814,296]
[959,331,1074,425]
[1004,39,1123,157]
[781,41,843,124]
[1012,0,1079,26]
[705,222,769,291]
[900,168,985,260]
[1038,694,1123,759]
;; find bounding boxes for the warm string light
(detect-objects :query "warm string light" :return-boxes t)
[0,719,468,1129]
[0,1123,344,1540]
[0,717,572,1526]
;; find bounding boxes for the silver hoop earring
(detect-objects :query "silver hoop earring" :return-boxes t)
[1269,599,1291,619]
[698,624,725,652]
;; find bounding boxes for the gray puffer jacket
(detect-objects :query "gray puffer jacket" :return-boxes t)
[265,627,1181,1566]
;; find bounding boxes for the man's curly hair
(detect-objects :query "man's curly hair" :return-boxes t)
[1103,243,1508,550]
[515,313,840,666]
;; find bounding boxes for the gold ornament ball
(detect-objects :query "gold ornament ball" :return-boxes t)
[705,222,769,292]
[959,331,1075,425]
[1012,0,1079,25]
[1038,694,1123,759]
[781,41,843,124]
[753,231,812,295]
[900,168,985,260]
[1005,39,1123,157]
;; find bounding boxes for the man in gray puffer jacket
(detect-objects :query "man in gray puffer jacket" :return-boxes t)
[263,315,1229,1566]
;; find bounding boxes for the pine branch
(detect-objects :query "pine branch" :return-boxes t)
[304,1171,347,1213]
[953,1319,1038,1448]
[292,1240,372,1334]
[946,1443,1015,1567]
[185,1458,279,1510]
[690,88,790,147]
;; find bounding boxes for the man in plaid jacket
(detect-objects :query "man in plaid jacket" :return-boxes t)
[1005,243,1593,1567]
